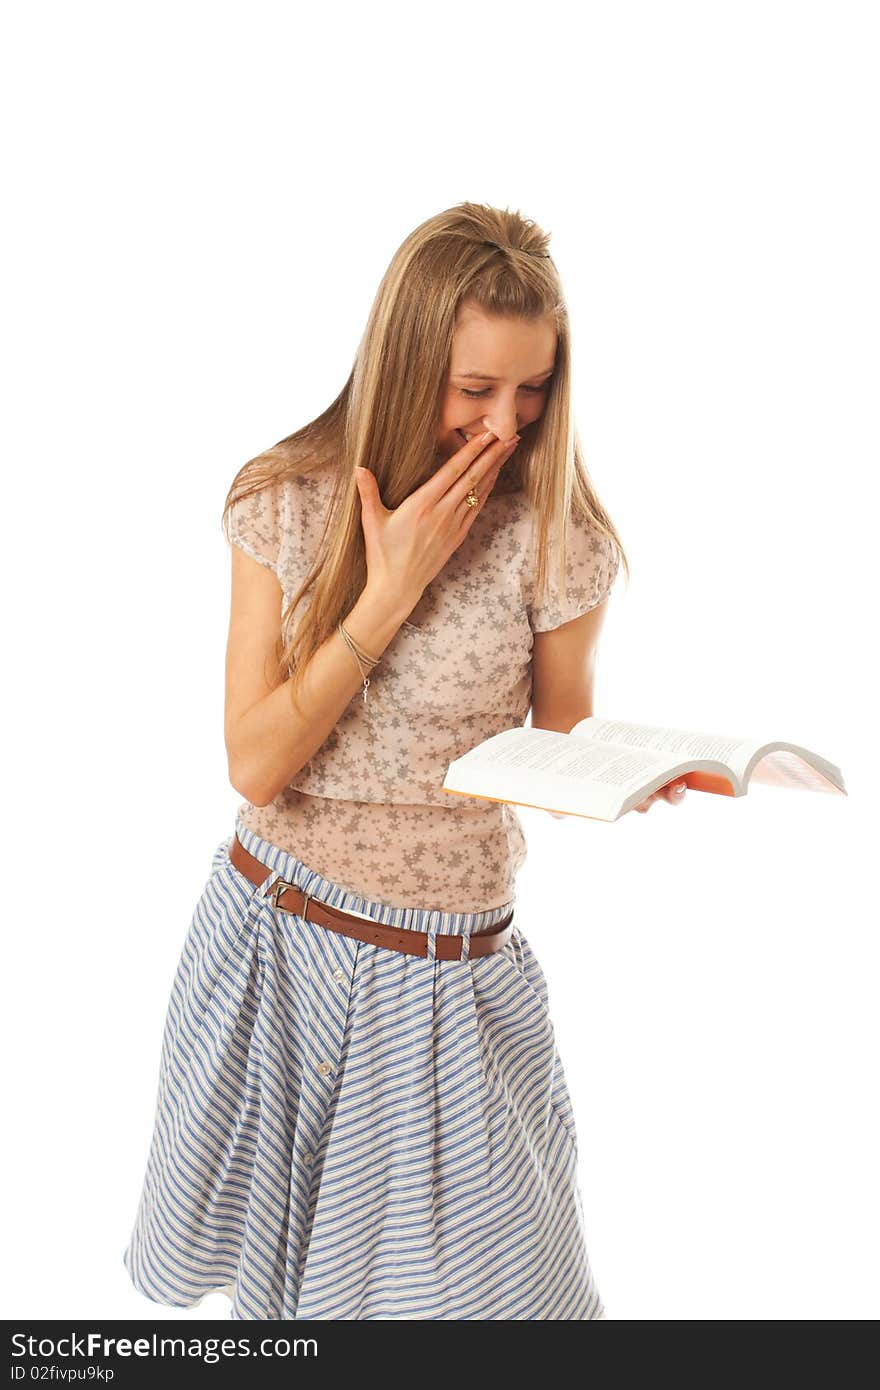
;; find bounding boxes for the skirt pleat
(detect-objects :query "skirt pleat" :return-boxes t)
[122,820,605,1319]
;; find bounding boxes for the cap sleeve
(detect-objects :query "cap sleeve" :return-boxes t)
[227,479,284,575]
[528,509,620,632]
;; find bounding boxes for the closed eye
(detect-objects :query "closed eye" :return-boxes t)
[461,384,550,399]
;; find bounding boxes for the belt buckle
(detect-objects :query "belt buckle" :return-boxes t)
[269,875,310,917]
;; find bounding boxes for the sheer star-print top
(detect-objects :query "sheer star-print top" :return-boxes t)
[226,462,620,912]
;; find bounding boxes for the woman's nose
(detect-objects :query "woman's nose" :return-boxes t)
[482,415,520,438]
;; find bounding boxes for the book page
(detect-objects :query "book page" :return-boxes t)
[572,716,762,781]
[453,727,676,782]
[747,748,844,793]
[443,727,685,819]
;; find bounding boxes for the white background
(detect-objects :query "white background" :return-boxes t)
[2,0,876,1321]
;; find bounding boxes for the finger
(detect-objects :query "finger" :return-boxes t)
[663,780,688,804]
[418,430,499,506]
[429,431,519,511]
[451,436,520,511]
[354,466,387,520]
[455,451,515,524]
[633,789,663,812]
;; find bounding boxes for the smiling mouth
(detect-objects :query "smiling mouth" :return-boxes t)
[457,427,522,445]
[457,428,496,444]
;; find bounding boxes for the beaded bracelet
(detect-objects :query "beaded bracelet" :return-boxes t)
[337,621,381,705]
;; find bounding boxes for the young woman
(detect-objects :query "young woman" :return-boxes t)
[122,202,687,1321]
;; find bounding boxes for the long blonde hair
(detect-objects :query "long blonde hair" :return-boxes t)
[222,201,629,714]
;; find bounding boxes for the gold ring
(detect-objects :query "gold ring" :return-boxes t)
[465,489,480,508]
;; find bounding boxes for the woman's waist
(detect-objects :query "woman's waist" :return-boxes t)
[235,793,526,916]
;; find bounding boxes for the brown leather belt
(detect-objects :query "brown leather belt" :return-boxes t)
[229,834,515,961]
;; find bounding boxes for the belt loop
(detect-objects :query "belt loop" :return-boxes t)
[459,922,471,963]
[426,913,439,962]
[259,866,282,900]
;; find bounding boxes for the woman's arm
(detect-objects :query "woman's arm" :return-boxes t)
[529,599,611,734]
[224,547,413,807]
[529,598,686,814]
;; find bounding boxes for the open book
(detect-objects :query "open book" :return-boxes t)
[441,716,847,822]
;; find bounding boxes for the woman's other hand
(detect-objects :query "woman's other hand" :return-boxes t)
[546,778,687,820]
[631,779,688,813]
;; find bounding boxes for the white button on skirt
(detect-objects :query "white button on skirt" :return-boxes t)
[122,818,605,1319]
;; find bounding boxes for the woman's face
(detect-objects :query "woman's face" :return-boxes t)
[434,300,558,463]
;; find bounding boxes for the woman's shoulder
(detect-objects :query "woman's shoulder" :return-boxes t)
[266,459,338,533]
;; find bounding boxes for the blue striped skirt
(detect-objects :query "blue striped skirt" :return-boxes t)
[122,817,605,1319]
